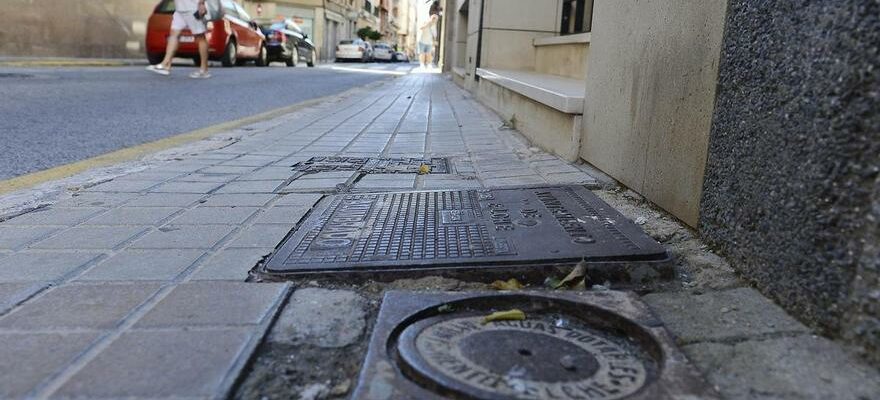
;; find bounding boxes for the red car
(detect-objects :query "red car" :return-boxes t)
[146,0,268,67]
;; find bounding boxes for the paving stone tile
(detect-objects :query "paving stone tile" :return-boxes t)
[174,172,240,183]
[0,332,100,399]
[683,336,880,400]
[30,226,148,250]
[199,193,276,207]
[82,207,182,226]
[84,180,162,193]
[238,167,294,181]
[268,288,366,348]
[77,250,205,281]
[353,174,417,189]
[214,180,284,194]
[544,171,599,185]
[190,248,273,280]
[198,165,260,175]
[2,208,104,226]
[0,252,103,283]
[226,225,292,248]
[136,281,288,327]
[0,282,44,312]
[113,171,183,181]
[54,328,252,398]
[0,282,161,330]
[130,225,236,249]
[53,193,136,208]
[148,181,224,194]
[124,193,204,207]
[252,206,310,225]
[481,176,547,187]
[421,176,483,189]
[274,193,322,207]
[0,226,61,250]
[170,206,259,225]
[643,288,809,343]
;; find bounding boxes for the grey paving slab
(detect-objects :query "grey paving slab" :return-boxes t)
[53,192,136,208]
[227,224,292,248]
[136,281,288,327]
[0,282,161,330]
[214,180,284,194]
[148,181,224,194]
[54,328,252,398]
[481,176,547,187]
[113,171,184,181]
[281,178,347,192]
[77,249,205,281]
[30,226,148,250]
[198,165,260,175]
[199,193,276,207]
[274,193,322,207]
[544,171,599,185]
[84,180,162,193]
[81,207,182,226]
[174,172,240,183]
[238,167,295,181]
[130,225,236,249]
[252,206,310,225]
[169,206,260,225]
[421,176,484,189]
[268,288,366,348]
[0,226,61,250]
[0,331,100,399]
[0,252,103,283]
[352,174,417,189]
[124,193,204,207]
[2,208,104,226]
[190,248,273,280]
[643,288,809,344]
[0,282,44,313]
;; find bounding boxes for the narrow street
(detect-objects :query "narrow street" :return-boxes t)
[0,62,413,180]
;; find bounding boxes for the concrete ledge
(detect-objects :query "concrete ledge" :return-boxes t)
[533,33,592,47]
[452,67,466,78]
[476,68,585,114]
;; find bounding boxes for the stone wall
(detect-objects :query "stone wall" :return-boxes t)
[0,0,156,58]
[701,0,880,365]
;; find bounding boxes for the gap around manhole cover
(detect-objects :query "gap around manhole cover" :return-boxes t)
[259,185,670,282]
[351,291,720,400]
[291,156,450,175]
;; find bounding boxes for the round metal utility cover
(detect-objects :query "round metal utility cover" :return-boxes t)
[396,311,655,400]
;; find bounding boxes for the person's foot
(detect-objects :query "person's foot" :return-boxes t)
[146,64,170,76]
[189,70,211,79]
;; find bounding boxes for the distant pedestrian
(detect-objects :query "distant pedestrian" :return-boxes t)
[147,0,211,79]
[418,14,439,70]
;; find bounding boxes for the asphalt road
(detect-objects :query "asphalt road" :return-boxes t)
[0,62,409,180]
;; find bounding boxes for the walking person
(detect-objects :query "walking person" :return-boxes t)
[418,14,438,70]
[147,0,211,79]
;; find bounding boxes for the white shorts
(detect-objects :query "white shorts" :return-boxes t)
[171,11,207,35]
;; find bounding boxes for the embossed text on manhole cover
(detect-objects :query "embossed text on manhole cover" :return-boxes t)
[352,291,720,399]
[260,186,669,281]
[291,156,450,174]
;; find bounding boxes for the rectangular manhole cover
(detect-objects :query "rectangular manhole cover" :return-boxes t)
[352,291,720,399]
[292,156,450,174]
[260,186,670,281]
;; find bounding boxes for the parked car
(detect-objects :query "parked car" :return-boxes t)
[335,39,372,62]
[393,51,410,63]
[259,19,317,67]
[372,43,394,62]
[146,0,268,67]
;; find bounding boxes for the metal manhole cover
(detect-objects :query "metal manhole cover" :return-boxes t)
[260,185,669,281]
[291,156,450,174]
[352,291,719,399]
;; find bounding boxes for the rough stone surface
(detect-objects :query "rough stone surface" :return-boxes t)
[135,282,287,327]
[0,332,100,398]
[268,288,366,348]
[700,0,880,364]
[643,288,808,343]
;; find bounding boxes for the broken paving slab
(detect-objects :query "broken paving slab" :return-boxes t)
[351,291,719,400]
[258,185,670,282]
[291,156,450,175]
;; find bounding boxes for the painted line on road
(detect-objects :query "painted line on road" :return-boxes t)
[0,80,389,195]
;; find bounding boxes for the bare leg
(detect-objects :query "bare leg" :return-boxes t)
[196,34,208,73]
[160,30,181,69]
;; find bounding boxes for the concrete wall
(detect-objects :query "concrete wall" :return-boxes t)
[0,0,156,58]
[579,0,728,227]
[701,0,880,365]
[535,42,588,80]
[478,0,558,71]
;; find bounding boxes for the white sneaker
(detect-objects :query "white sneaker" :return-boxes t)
[146,64,170,76]
[189,71,211,79]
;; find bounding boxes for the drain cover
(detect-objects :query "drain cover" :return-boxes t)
[260,186,669,281]
[352,291,719,400]
[291,156,450,174]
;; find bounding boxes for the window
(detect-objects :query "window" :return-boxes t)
[364,1,372,13]
[560,0,593,34]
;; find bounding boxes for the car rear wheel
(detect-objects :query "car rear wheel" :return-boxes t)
[221,41,237,67]
[147,53,164,65]
[256,45,269,67]
[307,51,316,67]
[287,47,298,67]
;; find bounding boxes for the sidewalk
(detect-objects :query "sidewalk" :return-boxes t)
[0,73,877,399]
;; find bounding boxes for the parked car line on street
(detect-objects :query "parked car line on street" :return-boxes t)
[259,18,317,67]
[335,39,373,63]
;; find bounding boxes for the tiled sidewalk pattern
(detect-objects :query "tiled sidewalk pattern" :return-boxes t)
[0,73,596,398]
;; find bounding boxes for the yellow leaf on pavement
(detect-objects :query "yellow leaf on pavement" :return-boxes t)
[419,164,431,174]
[490,278,524,291]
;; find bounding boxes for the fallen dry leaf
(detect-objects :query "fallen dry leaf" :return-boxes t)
[555,260,588,289]
[418,164,431,174]
[482,309,526,324]
[490,278,524,291]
